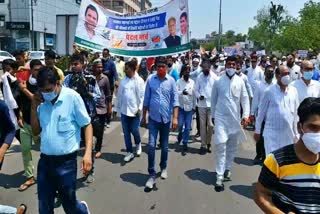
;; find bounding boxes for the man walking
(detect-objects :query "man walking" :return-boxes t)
[211,56,250,192]
[290,60,320,103]
[141,56,179,189]
[117,61,145,162]
[177,64,195,155]
[30,68,92,213]
[195,59,216,154]
[254,65,300,156]
[92,59,112,158]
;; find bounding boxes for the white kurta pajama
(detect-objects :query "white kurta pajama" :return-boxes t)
[211,74,250,180]
[255,84,300,155]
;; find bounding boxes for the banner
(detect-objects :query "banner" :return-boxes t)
[298,50,308,58]
[74,0,190,57]
[256,50,266,57]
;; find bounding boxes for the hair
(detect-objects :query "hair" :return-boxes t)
[2,59,19,71]
[180,64,190,78]
[44,50,56,59]
[12,50,25,58]
[70,53,84,64]
[37,67,59,88]
[250,55,258,61]
[155,56,167,66]
[168,17,176,24]
[103,48,109,53]
[80,50,89,58]
[85,4,99,21]
[265,65,273,72]
[226,56,237,63]
[298,97,320,124]
[275,66,280,75]
[180,12,188,20]
[30,59,43,69]
[201,58,211,66]
[236,58,243,65]
[125,61,136,71]
[119,56,124,61]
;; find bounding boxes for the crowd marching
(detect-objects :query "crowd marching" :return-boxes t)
[1,46,320,214]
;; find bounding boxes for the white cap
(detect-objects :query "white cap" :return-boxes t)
[219,57,225,61]
[192,58,200,63]
[282,56,286,59]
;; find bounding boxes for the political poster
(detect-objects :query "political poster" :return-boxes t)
[74,0,190,57]
[298,50,308,58]
[256,50,266,57]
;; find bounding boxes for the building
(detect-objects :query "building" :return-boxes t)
[0,0,80,52]
[99,0,152,13]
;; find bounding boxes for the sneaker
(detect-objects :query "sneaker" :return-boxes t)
[85,173,95,183]
[145,177,156,189]
[199,147,207,155]
[207,144,212,153]
[136,143,142,156]
[124,153,134,162]
[80,201,91,214]
[214,178,225,192]
[224,170,231,182]
[161,169,168,179]
[195,133,200,138]
[106,123,111,128]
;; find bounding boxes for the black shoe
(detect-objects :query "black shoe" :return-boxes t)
[195,133,200,138]
[182,145,188,156]
[199,147,206,155]
[214,179,225,192]
[207,144,212,153]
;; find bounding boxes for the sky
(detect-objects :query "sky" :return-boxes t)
[150,0,320,38]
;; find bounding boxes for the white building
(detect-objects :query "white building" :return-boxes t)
[0,0,80,52]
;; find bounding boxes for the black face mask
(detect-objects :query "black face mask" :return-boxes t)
[265,72,274,80]
[168,63,173,68]
[184,74,190,81]
[203,70,210,75]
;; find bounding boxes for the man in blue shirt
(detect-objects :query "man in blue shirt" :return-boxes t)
[141,56,179,189]
[0,100,16,170]
[30,68,93,214]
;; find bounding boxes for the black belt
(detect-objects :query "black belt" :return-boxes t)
[40,151,77,161]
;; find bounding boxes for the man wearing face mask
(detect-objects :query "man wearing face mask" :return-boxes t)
[247,54,264,93]
[254,97,320,214]
[14,59,43,192]
[290,60,320,104]
[286,54,302,82]
[235,58,253,100]
[141,56,179,189]
[176,64,195,156]
[167,56,179,82]
[254,65,300,156]
[30,68,92,213]
[211,56,250,192]
[211,56,225,77]
[190,57,201,81]
[195,59,216,155]
[250,65,275,164]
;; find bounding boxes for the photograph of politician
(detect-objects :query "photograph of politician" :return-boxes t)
[164,17,181,48]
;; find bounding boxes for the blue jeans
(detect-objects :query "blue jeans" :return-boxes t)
[37,152,89,214]
[148,118,170,177]
[177,108,193,145]
[121,114,141,153]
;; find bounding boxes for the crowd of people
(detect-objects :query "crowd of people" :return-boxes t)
[1,46,320,213]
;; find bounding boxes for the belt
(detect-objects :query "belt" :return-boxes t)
[40,151,77,161]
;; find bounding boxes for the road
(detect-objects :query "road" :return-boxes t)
[0,119,263,214]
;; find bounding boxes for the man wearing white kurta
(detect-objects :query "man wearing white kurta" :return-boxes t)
[254,65,300,156]
[247,55,264,93]
[290,60,320,104]
[250,65,275,163]
[195,59,216,154]
[211,56,250,192]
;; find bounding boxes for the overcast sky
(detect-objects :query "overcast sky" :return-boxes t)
[150,0,320,38]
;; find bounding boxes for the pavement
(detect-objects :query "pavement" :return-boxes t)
[0,119,263,214]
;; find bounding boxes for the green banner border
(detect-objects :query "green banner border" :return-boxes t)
[75,36,190,57]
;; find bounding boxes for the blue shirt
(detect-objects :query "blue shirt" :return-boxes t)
[37,87,91,155]
[143,74,179,124]
[0,100,15,147]
[102,58,118,87]
[169,68,179,82]
[312,68,320,81]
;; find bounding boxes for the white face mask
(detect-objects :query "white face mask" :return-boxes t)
[226,68,236,76]
[281,75,291,86]
[302,132,320,154]
[29,75,37,85]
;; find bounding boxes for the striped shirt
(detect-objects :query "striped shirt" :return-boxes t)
[259,144,320,214]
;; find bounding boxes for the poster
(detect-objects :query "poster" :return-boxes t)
[74,0,190,57]
[298,50,308,58]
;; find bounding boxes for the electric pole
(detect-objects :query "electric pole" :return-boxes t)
[218,0,222,52]
[31,0,34,50]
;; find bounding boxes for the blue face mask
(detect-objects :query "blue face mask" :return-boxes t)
[303,71,313,80]
[42,91,58,102]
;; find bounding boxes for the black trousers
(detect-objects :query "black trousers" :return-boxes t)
[95,114,107,152]
[256,121,266,160]
[196,107,200,134]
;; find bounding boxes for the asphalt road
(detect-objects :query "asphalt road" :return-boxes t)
[0,119,263,214]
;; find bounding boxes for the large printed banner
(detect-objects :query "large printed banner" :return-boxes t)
[74,0,190,57]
